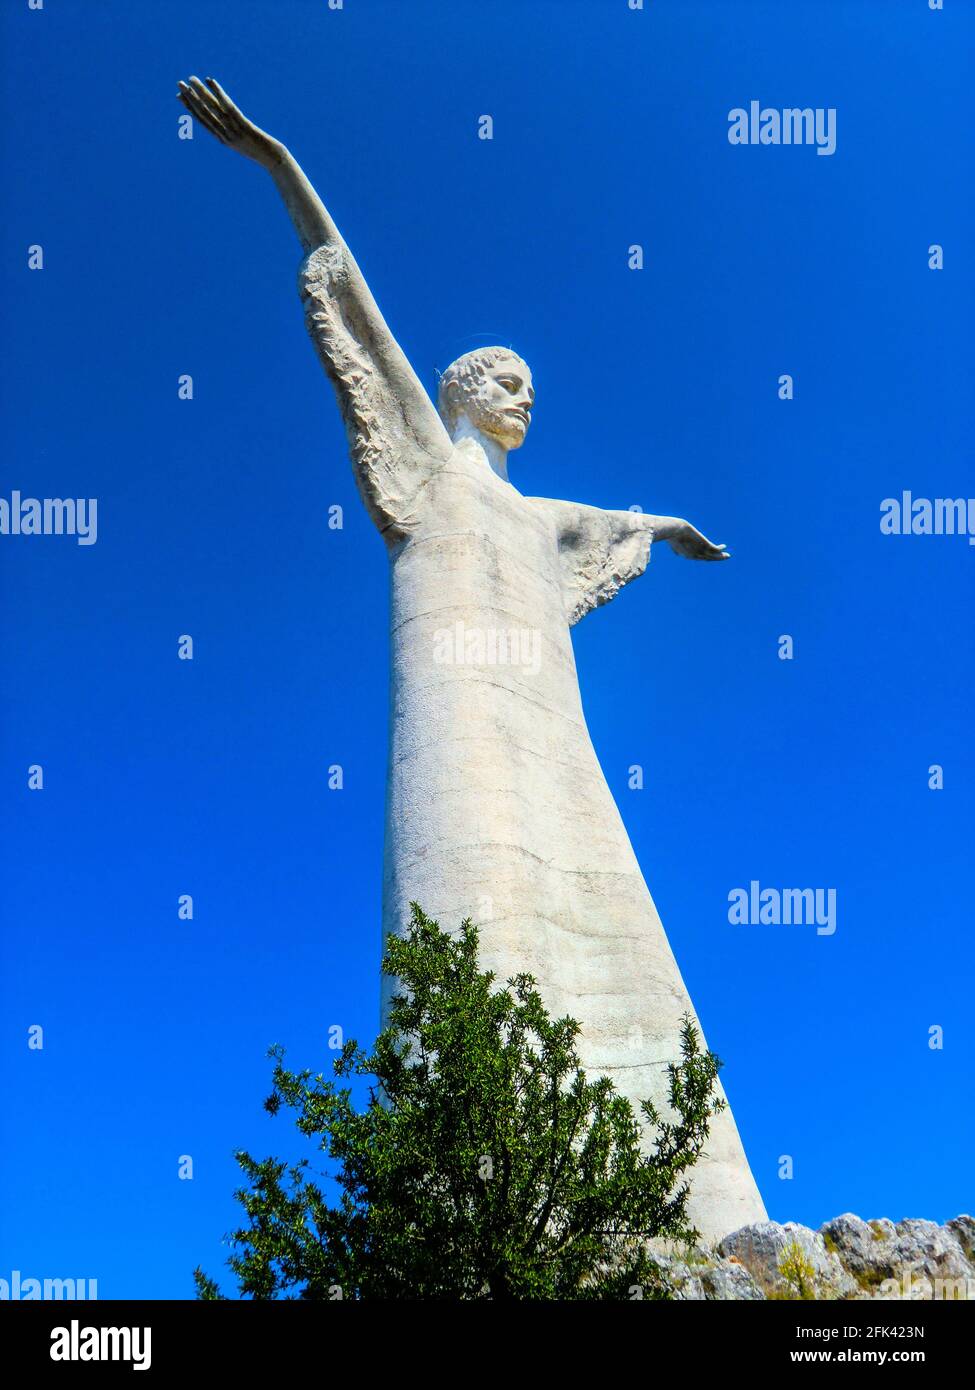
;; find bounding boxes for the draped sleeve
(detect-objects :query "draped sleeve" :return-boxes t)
[524,497,655,626]
[298,243,452,537]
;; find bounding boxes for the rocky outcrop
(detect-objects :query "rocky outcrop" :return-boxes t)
[651,1215,974,1300]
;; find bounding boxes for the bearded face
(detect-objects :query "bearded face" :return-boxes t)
[443,354,534,451]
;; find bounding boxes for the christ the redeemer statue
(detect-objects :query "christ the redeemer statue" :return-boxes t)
[178,76,767,1241]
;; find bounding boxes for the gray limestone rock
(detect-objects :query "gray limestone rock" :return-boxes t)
[719,1220,857,1299]
[649,1215,975,1300]
[820,1213,974,1299]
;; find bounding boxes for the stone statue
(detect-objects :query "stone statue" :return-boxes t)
[178,76,767,1241]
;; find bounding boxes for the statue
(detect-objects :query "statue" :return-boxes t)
[178,76,767,1240]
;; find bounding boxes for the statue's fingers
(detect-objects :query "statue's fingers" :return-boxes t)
[196,78,248,140]
[178,82,207,117]
[178,86,214,123]
[205,80,266,146]
[205,77,239,117]
[182,82,231,134]
[182,91,232,144]
[188,75,229,124]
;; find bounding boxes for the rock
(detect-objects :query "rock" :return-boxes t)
[820,1213,975,1299]
[718,1220,857,1299]
[643,1215,974,1300]
[699,1262,767,1300]
[645,1249,764,1301]
[946,1215,975,1261]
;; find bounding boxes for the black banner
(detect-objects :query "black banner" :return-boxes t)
[2,1297,964,1374]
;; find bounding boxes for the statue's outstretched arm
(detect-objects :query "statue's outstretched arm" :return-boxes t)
[524,499,727,627]
[177,77,453,525]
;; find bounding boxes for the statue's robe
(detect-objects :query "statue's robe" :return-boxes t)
[299,245,767,1241]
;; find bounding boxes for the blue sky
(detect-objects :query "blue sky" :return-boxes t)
[1,0,971,1298]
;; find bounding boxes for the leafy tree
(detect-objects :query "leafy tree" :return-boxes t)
[195,904,725,1300]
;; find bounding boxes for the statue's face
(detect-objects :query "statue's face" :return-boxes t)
[455,358,534,450]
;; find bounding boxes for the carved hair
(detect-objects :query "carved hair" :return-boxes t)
[436,347,527,430]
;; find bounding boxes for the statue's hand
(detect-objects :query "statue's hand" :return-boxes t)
[668,521,730,561]
[177,76,284,170]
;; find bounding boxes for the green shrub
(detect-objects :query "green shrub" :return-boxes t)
[195,904,725,1301]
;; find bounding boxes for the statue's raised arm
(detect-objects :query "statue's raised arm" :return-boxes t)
[178,76,452,537]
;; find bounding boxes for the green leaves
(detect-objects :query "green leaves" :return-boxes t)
[197,904,723,1300]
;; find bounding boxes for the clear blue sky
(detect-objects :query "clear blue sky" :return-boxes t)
[1,0,971,1299]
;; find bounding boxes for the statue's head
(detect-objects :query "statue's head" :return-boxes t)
[437,348,534,451]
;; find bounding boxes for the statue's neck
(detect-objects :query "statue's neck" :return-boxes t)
[451,417,510,483]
